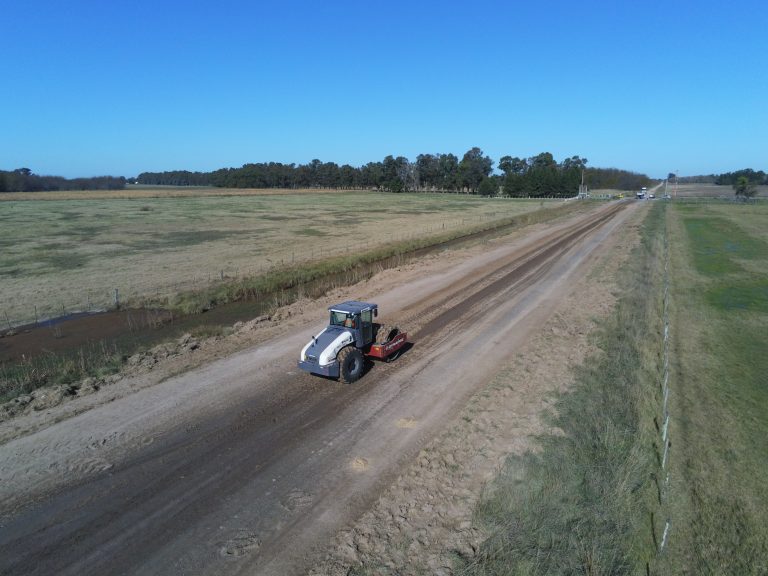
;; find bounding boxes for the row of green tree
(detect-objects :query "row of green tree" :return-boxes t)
[714,168,767,186]
[137,148,652,197]
[0,168,126,193]
[2,149,653,196]
[675,169,768,185]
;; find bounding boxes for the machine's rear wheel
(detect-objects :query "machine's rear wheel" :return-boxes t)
[375,324,400,345]
[338,346,364,384]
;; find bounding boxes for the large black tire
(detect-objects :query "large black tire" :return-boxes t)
[375,324,400,345]
[338,346,364,384]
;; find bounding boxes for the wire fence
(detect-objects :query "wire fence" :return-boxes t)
[657,215,673,556]
[671,196,767,204]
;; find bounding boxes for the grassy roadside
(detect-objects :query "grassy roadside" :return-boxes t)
[662,203,768,574]
[461,203,668,575]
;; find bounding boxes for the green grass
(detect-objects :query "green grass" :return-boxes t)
[0,340,124,403]
[126,229,243,250]
[460,204,667,575]
[294,227,328,237]
[706,279,768,312]
[682,216,767,276]
[32,247,91,271]
[663,203,768,574]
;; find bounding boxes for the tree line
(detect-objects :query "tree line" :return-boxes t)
[137,148,652,197]
[675,168,767,186]
[0,168,126,193]
[2,148,654,196]
[714,168,767,186]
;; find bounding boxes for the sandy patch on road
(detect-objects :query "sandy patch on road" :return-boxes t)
[309,213,644,575]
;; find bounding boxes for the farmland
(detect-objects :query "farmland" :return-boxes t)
[0,189,554,327]
[667,182,768,198]
[664,200,768,573]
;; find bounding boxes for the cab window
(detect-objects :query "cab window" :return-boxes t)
[330,311,347,326]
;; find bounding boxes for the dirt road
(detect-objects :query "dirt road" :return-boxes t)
[0,201,636,576]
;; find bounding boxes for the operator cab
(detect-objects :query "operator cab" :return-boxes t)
[330,310,355,328]
[328,301,377,347]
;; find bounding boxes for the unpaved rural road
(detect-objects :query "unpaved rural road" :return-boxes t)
[0,201,635,576]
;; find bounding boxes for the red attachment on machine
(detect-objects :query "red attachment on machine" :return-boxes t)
[367,331,408,360]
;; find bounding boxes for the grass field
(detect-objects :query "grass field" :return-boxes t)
[0,185,348,202]
[664,202,768,574]
[670,183,768,198]
[0,190,558,326]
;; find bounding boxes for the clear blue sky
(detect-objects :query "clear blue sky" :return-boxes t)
[2,0,766,179]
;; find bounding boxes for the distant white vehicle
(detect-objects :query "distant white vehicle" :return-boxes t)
[637,191,645,199]
[649,193,655,199]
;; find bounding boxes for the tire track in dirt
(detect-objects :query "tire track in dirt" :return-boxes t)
[413,202,624,339]
[390,202,624,338]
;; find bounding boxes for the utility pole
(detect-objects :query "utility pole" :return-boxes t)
[578,169,588,198]
[674,171,678,198]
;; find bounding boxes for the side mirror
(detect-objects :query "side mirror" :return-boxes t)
[373,309,378,317]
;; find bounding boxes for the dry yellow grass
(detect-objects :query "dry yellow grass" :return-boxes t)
[1,190,567,325]
[0,186,352,202]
